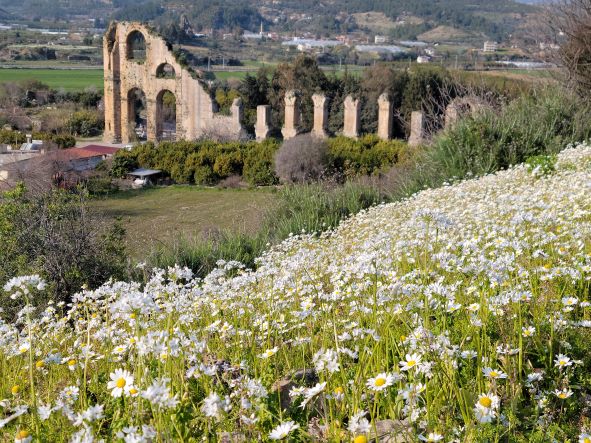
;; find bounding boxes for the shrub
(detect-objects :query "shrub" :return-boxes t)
[0,185,127,320]
[66,110,104,137]
[243,140,279,186]
[274,134,329,183]
[427,87,591,180]
[327,135,406,177]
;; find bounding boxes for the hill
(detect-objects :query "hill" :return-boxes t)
[2,0,536,43]
[2,143,590,440]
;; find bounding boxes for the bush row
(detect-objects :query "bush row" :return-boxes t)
[110,139,280,186]
[110,136,407,186]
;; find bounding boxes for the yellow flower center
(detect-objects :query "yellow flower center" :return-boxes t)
[16,430,30,439]
[559,360,566,366]
[35,360,44,368]
[130,313,137,319]
[584,438,591,443]
[489,371,498,377]
[407,360,416,367]
[11,385,20,395]
[335,387,344,394]
[374,377,386,387]
[479,396,492,408]
[129,388,138,395]
[116,377,126,389]
[558,392,567,399]
[68,359,76,366]
[353,436,368,443]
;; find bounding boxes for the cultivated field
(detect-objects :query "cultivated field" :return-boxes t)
[0,68,104,91]
[2,144,591,441]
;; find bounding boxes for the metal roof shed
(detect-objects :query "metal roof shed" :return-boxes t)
[128,168,161,178]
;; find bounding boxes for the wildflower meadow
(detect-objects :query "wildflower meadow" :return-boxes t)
[3,143,591,442]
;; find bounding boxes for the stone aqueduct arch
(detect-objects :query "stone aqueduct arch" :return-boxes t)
[103,22,244,143]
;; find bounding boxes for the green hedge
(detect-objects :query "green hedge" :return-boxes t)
[111,136,408,186]
[111,139,281,186]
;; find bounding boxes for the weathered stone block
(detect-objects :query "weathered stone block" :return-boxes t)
[343,95,361,139]
[282,90,302,140]
[377,92,393,140]
[312,93,329,138]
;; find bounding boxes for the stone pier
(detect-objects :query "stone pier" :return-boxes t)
[312,93,329,138]
[255,105,271,141]
[282,90,301,140]
[377,93,393,140]
[408,111,425,147]
[343,95,360,139]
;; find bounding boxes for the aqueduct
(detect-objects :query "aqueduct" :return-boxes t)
[103,22,244,143]
[104,22,476,146]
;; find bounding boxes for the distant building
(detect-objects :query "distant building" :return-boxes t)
[483,41,498,53]
[417,55,431,64]
[374,35,388,44]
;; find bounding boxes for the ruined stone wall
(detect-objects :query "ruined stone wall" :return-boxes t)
[103,22,243,144]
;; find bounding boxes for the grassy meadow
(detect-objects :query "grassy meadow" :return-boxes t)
[3,145,591,441]
[90,186,276,257]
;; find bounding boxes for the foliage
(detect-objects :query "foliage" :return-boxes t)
[426,87,591,180]
[110,139,281,186]
[327,135,407,177]
[0,185,127,320]
[66,110,104,137]
[0,130,76,149]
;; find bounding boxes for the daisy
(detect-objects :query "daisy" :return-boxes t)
[475,392,500,411]
[482,367,507,380]
[14,430,32,443]
[554,388,573,399]
[522,326,535,337]
[399,353,422,371]
[579,433,591,443]
[107,368,134,398]
[554,354,573,369]
[259,347,278,359]
[366,372,394,391]
[419,433,444,442]
[269,421,299,440]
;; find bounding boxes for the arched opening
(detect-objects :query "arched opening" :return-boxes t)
[156,63,176,79]
[128,88,147,141]
[157,90,176,141]
[126,31,146,62]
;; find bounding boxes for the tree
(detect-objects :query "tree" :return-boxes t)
[0,185,127,320]
[549,0,591,95]
[268,55,330,132]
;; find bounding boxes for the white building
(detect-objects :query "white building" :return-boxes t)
[483,41,498,53]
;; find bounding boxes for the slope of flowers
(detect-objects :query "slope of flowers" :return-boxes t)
[3,144,591,442]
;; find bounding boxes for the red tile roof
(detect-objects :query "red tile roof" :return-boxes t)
[76,145,120,156]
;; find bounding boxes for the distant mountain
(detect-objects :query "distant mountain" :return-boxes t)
[2,0,537,43]
[0,7,15,20]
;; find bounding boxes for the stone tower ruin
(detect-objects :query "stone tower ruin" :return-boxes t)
[103,22,244,143]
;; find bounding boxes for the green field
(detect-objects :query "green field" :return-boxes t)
[0,68,104,91]
[91,186,276,256]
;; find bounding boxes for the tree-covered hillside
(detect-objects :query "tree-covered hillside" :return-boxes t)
[1,0,535,42]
